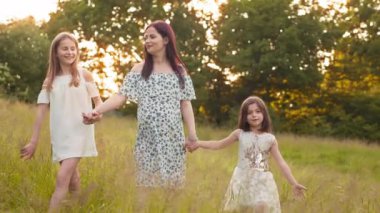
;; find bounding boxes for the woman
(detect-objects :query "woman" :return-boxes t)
[83,20,197,188]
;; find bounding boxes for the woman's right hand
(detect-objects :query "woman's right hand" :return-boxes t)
[91,110,103,122]
[20,142,37,160]
[82,110,102,125]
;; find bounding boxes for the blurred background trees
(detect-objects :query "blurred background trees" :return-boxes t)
[0,0,379,142]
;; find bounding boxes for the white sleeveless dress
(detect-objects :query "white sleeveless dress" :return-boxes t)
[37,71,99,162]
[223,131,281,212]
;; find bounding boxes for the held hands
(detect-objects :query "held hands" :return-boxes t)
[82,110,103,125]
[292,183,307,199]
[20,142,37,160]
[185,136,199,153]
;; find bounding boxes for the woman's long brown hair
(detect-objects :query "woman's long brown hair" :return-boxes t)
[141,20,186,88]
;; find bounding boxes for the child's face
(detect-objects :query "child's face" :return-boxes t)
[246,103,263,130]
[144,26,168,55]
[57,38,77,67]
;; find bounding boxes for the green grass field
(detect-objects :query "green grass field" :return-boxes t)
[1,99,379,212]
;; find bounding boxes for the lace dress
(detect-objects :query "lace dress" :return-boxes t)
[223,131,281,212]
[119,72,196,188]
[37,71,99,162]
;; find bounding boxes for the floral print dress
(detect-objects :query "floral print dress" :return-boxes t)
[119,72,196,188]
[223,131,281,212]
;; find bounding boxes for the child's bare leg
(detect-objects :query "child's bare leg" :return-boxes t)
[254,201,269,213]
[162,187,181,211]
[136,187,151,212]
[49,158,80,212]
[69,167,80,197]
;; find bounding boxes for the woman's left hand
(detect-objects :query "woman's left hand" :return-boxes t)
[82,110,103,125]
[185,136,198,153]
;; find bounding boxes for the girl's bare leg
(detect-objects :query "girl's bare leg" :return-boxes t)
[69,167,80,197]
[254,201,269,213]
[49,158,80,212]
[136,187,150,212]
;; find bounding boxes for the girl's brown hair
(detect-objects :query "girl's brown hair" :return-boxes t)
[238,96,273,133]
[44,32,80,91]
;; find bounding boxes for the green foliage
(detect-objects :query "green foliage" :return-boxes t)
[281,92,380,143]
[208,0,379,142]
[206,0,344,129]
[332,0,380,78]
[0,17,50,102]
[44,0,211,116]
[215,0,330,97]
[44,0,208,63]
[0,63,16,96]
[0,0,379,141]
[327,93,380,142]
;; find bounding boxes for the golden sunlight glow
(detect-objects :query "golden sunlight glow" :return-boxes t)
[188,0,227,20]
[0,0,349,24]
[292,0,348,15]
[0,0,57,23]
[188,0,227,46]
[316,0,348,10]
[79,38,132,98]
[0,0,350,95]
[292,0,348,8]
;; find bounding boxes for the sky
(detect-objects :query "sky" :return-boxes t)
[0,0,225,24]
[0,0,347,24]
[0,0,58,23]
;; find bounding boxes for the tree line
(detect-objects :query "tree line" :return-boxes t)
[0,0,379,143]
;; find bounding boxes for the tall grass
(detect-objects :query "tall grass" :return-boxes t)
[0,99,379,212]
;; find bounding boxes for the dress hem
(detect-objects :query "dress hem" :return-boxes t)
[52,152,98,163]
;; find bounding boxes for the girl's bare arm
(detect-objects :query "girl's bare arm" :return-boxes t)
[197,129,240,150]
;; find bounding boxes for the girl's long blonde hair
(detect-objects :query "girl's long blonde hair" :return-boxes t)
[45,32,80,91]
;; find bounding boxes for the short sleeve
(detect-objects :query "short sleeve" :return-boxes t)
[180,76,196,100]
[271,134,277,146]
[118,72,140,103]
[37,89,50,104]
[85,82,100,97]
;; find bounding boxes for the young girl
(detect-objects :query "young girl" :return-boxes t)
[188,96,306,213]
[20,32,102,211]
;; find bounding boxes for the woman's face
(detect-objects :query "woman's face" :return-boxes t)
[57,38,77,67]
[143,26,168,55]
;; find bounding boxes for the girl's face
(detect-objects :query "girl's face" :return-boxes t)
[246,103,264,130]
[144,26,168,55]
[57,38,77,67]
